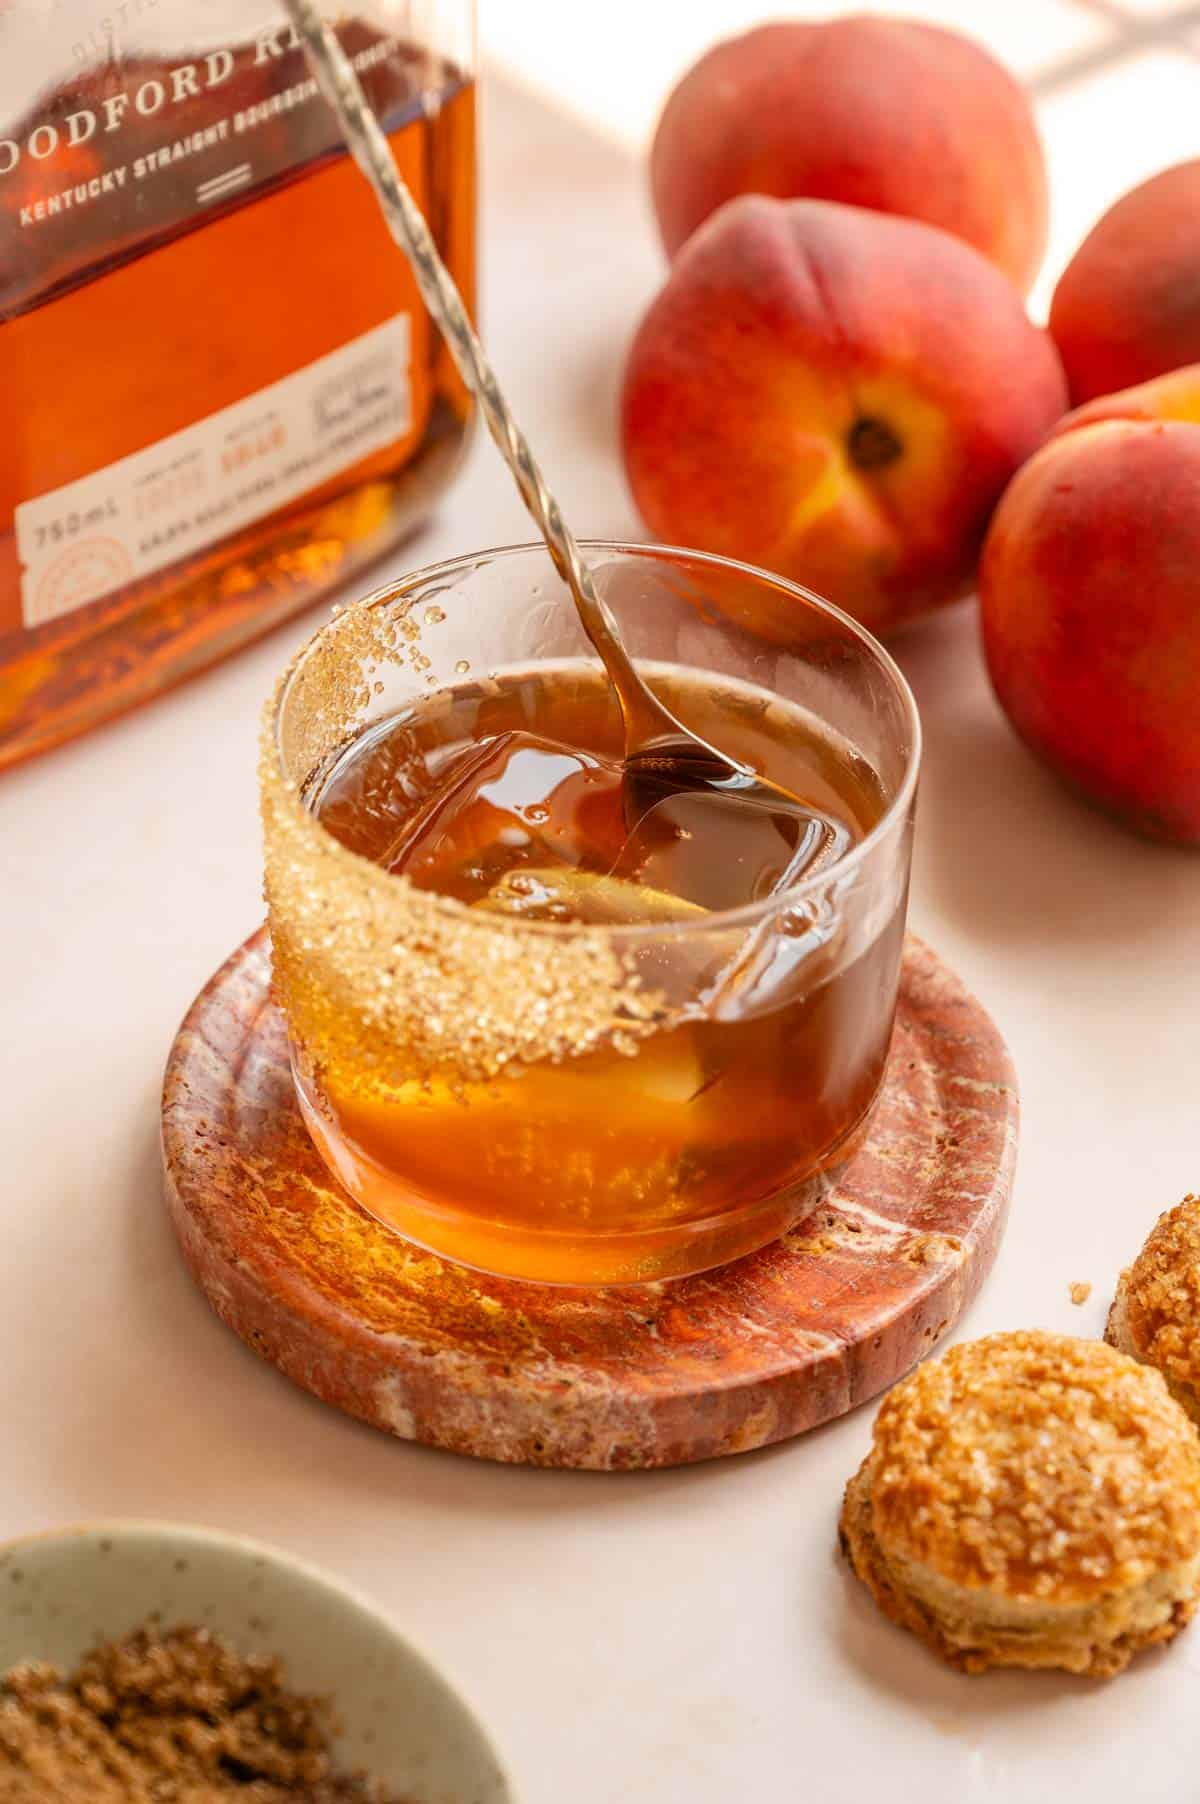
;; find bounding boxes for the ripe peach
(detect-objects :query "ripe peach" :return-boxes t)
[980,366,1200,843]
[1050,161,1200,404]
[651,16,1047,294]
[620,196,1067,636]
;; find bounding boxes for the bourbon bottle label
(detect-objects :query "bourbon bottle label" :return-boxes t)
[1,20,414,316]
[15,314,413,625]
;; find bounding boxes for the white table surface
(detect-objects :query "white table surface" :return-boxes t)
[5,56,1200,1804]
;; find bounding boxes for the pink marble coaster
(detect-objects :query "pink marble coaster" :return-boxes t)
[162,931,1017,1470]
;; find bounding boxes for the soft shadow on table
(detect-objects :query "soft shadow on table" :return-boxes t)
[569,334,635,482]
[890,604,1200,951]
[833,1550,1117,1723]
[482,65,658,512]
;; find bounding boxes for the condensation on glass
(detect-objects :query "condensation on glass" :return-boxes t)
[0,0,476,769]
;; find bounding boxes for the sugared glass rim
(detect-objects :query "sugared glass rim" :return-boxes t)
[271,539,921,941]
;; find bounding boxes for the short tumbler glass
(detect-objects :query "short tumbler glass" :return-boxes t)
[261,542,919,1285]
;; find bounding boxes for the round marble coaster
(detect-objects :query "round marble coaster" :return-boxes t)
[162,931,1017,1470]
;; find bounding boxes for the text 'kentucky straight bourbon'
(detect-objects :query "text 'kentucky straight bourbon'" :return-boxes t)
[0,2,476,768]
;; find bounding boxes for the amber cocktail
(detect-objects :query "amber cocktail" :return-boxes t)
[261,543,919,1284]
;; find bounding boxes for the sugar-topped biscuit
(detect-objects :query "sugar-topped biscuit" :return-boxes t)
[840,1329,1200,1676]
[1108,1196,1200,1422]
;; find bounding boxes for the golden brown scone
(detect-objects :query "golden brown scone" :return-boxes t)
[1108,1196,1200,1422]
[840,1330,1200,1677]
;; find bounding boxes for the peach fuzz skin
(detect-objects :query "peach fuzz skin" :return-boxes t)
[620,196,1067,637]
[1051,162,1200,405]
[981,367,1200,845]
[651,16,1047,295]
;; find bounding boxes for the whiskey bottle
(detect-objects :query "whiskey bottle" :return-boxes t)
[0,1,476,769]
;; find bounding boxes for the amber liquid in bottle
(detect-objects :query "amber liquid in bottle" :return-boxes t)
[0,30,475,769]
[303,665,904,1284]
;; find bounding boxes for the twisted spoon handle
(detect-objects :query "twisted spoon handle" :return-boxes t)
[282,0,669,742]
